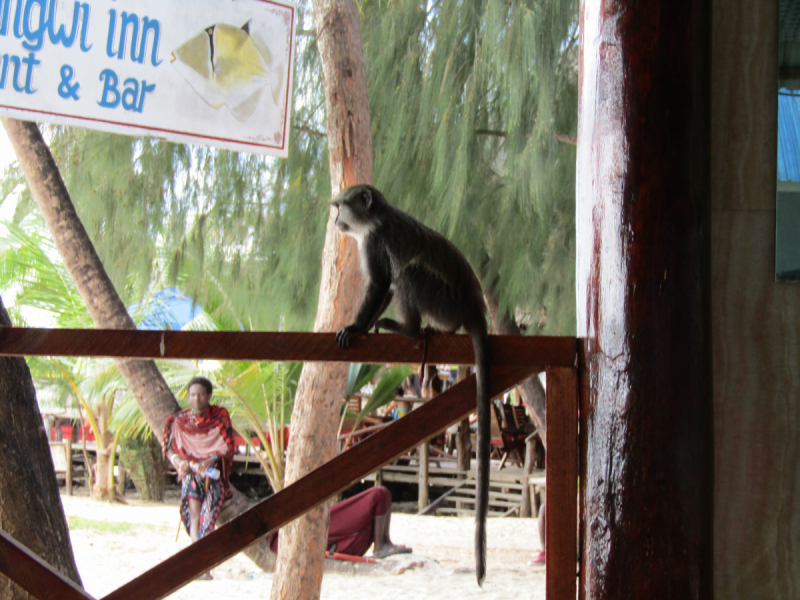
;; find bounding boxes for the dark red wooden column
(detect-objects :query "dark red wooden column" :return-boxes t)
[576,0,713,598]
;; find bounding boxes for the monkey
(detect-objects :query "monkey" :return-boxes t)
[331,184,491,586]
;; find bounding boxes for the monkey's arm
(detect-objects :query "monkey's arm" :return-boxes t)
[336,246,392,349]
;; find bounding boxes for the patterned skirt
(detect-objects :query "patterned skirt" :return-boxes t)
[180,472,225,538]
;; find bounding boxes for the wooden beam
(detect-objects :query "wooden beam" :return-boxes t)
[546,367,578,600]
[0,327,576,368]
[577,0,713,596]
[101,366,535,600]
[0,529,95,600]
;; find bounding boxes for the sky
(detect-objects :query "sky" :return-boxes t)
[0,129,16,221]
[0,128,53,325]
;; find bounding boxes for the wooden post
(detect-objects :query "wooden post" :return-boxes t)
[43,414,54,441]
[116,465,127,497]
[65,439,73,496]
[520,434,536,518]
[456,418,471,472]
[455,366,471,474]
[576,0,713,597]
[545,367,577,600]
[417,442,429,511]
[417,365,437,511]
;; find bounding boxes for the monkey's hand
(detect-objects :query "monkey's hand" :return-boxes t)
[336,325,366,349]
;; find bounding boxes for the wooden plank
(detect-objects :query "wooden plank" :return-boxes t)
[0,529,95,600]
[418,441,429,510]
[0,327,576,368]
[101,365,535,600]
[520,438,536,517]
[546,367,578,600]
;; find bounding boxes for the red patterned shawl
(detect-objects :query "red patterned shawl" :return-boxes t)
[162,405,235,477]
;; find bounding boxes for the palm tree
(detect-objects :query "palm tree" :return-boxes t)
[0,118,279,570]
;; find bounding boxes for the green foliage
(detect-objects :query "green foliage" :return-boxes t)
[5,0,578,335]
[0,219,92,328]
[344,363,382,401]
[362,0,578,334]
[211,361,300,491]
[353,364,413,430]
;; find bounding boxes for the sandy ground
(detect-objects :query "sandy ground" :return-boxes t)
[60,492,546,599]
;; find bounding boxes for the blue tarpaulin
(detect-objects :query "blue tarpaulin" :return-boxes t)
[778,89,800,181]
[130,288,203,330]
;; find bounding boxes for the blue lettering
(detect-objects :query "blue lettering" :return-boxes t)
[0,0,92,52]
[121,77,137,110]
[98,71,155,112]
[77,2,90,51]
[98,68,119,108]
[137,80,154,112]
[0,0,11,36]
[117,12,138,60]
[138,17,160,66]
[106,9,139,60]
[105,9,115,57]
[22,0,47,51]
[46,0,77,46]
[105,10,161,65]
[20,50,38,92]
[0,54,18,89]
[47,1,90,50]
[0,52,38,94]
[13,0,24,40]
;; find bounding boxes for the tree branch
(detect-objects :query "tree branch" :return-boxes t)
[557,134,577,145]
[293,125,327,138]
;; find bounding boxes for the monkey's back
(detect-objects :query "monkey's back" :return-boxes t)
[375,206,486,332]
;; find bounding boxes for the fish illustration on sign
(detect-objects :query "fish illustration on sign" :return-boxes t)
[171,21,284,122]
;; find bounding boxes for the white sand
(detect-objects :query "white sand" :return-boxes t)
[61,493,545,599]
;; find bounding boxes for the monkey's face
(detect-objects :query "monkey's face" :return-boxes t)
[331,186,376,241]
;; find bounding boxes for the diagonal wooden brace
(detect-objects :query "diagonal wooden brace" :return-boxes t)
[0,329,578,600]
[102,366,536,600]
[0,529,96,600]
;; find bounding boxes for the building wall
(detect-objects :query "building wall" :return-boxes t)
[711,1,800,597]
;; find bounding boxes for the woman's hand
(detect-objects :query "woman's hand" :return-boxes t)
[177,460,191,477]
[198,457,217,473]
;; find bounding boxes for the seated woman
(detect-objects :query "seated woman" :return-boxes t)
[163,376,235,579]
[269,485,412,558]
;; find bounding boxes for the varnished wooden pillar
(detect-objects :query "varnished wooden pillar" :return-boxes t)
[576,0,713,598]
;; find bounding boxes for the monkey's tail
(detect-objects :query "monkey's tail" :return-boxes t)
[470,321,490,586]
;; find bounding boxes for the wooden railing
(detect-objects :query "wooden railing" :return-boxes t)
[0,328,578,600]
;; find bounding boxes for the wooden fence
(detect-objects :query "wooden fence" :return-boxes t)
[0,328,578,600]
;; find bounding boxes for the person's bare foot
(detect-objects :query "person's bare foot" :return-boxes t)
[373,543,412,558]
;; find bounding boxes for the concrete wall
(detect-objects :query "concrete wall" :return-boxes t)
[711,1,800,597]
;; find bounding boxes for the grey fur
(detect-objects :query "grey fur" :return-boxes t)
[332,184,491,586]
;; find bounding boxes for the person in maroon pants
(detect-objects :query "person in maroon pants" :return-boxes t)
[270,485,412,558]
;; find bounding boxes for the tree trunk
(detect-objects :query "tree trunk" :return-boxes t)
[119,436,166,502]
[91,397,113,501]
[1,118,179,435]
[1,117,276,569]
[485,291,547,447]
[0,294,83,599]
[270,1,373,598]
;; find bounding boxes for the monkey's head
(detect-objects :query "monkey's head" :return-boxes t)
[330,184,387,240]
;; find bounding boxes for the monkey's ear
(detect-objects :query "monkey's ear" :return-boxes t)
[363,188,373,210]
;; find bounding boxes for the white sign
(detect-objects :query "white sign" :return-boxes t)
[0,0,296,156]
